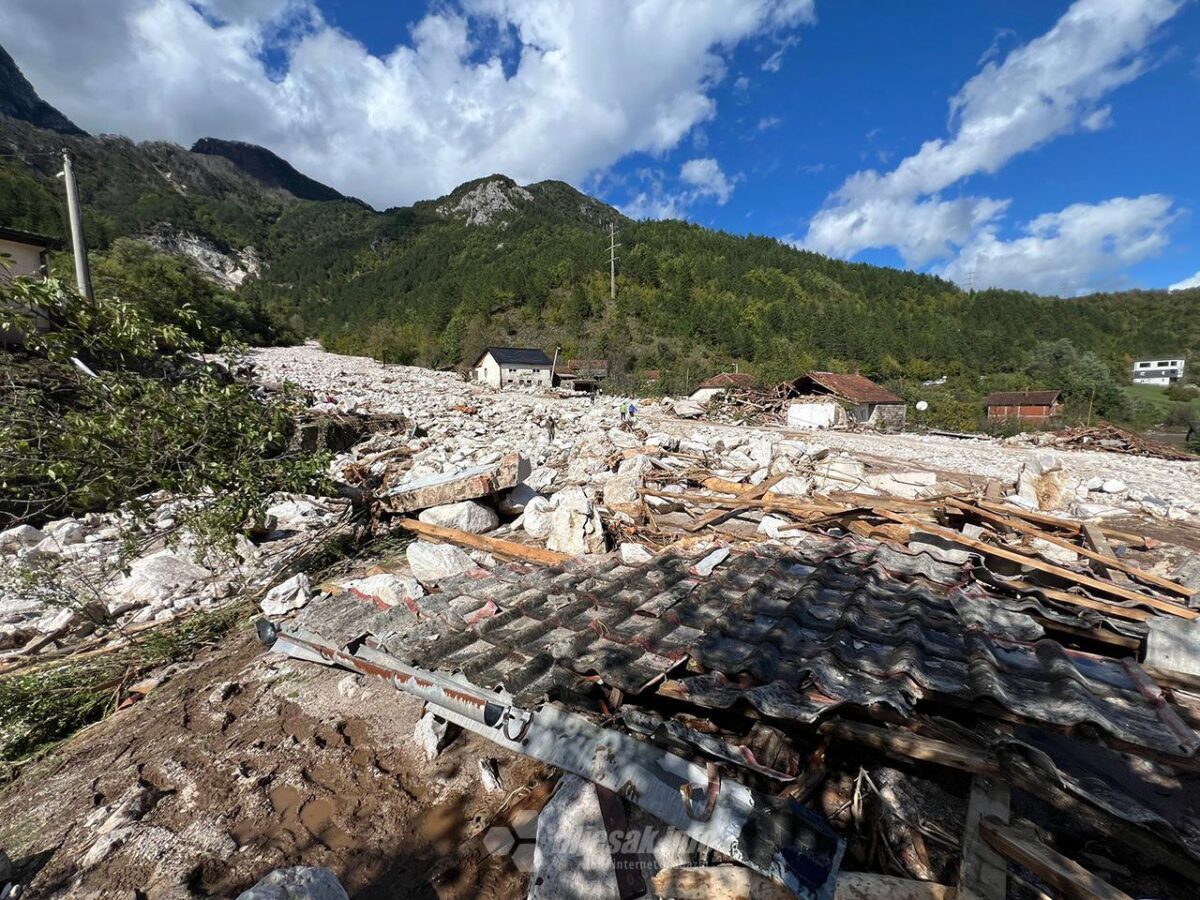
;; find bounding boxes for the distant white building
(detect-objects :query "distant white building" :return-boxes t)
[471,347,554,389]
[1,225,62,346]
[1131,357,1186,386]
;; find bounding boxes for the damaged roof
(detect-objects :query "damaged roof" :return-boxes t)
[984,390,1063,407]
[297,538,1198,757]
[696,372,754,390]
[792,371,904,405]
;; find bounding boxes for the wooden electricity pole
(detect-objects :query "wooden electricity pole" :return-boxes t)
[60,148,93,302]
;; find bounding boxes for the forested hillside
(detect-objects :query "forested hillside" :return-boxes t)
[0,42,1196,430]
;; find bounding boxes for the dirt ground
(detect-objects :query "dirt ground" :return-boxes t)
[0,624,551,899]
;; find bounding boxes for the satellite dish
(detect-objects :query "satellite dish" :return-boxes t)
[916,400,929,412]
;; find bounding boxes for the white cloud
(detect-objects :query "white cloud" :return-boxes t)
[757,115,782,131]
[1169,270,1200,291]
[0,0,814,208]
[801,0,1182,288]
[939,195,1177,294]
[621,156,736,219]
[680,157,734,204]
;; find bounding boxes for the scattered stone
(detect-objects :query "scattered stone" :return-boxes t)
[417,500,499,534]
[768,476,811,497]
[415,710,460,761]
[1016,454,1077,511]
[478,758,503,793]
[691,547,730,577]
[546,488,607,556]
[602,472,642,507]
[0,525,44,552]
[406,541,476,585]
[1101,478,1128,494]
[619,543,654,565]
[522,496,555,539]
[339,573,424,608]
[236,867,350,900]
[498,482,543,514]
[261,573,314,617]
[528,775,620,900]
[757,515,793,539]
[112,550,213,608]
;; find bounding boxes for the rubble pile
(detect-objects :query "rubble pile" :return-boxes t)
[1008,421,1199,461]
[6,342,1200,898]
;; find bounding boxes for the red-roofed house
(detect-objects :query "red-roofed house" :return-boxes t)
[787,371,907,432]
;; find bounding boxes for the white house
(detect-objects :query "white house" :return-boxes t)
[0,226,60,281]
[471,347,554,389]
[689,372,754,403]
[1131,357,1186,386]
[1,226,62,346]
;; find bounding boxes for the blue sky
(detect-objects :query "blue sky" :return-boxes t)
[2,0,1198,294]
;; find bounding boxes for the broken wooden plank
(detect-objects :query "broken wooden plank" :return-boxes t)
[650,865,795,900]
[979,818,1133,900]
[974,500,1152,549]
[879,513,1196,619]
[834,874,957,899]
[397,518,572,566]
[377,453,529,514]
[1001,578,1154,623]
[947,500,1190,599]
[683,475,784,533]
[1082,523,1134,587]
[820,720,1001,776]
[957,773,1010,900]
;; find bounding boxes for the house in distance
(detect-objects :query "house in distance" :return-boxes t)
[470,347,553,389]
[555,358,609,393]
[983,390,1064,423]
[788,371,907,432]
[1131,357,1186,386]
[690,372,754,403]
[0,225,61,282]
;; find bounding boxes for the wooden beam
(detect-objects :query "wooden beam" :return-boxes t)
[835,874,958,900]
[683,475,785,533]
[1002,578,1154,623]
[819,720,1000,777]
[1082,523,1134,588]
[973,500,1152,549]
[979,818,1133,900]
[878,513,1195,619]
[946,500,1191,599]
[957,771,1010,899]
[649,865,796,900]
[396,518,572,566]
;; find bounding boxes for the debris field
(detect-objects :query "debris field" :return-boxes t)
[2,343,1200,899]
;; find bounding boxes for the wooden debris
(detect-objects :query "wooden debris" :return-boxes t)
[651,864,795,900]
[834,874,957,899]
[979,818,1134,900]
[1081,523,1134,587]
[683,474,784,533]
[397,518,571,566]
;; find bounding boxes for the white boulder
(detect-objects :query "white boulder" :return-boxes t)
[0,524,44,552]
[261,573,313,617]
[417,500,499,534]
[619,543,654,565]
[236,867,349,900]
[407,541,476,585]
[523,496,556,539]
[111,550,213,608]
[339,573,423,608]
[546,488,607,556]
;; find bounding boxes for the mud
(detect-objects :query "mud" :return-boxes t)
[0,625,549,899]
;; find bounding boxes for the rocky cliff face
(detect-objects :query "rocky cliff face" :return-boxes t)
[140,228,263,289]
[0,45,85,135]
[434,176,534,227]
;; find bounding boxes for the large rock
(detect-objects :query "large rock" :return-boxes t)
[338,573,423,608]
[111,550,213,608]
[1016,454,1077,511]
[528,776,620,900]
[523,496,555,539]
[0,524,44,552]
[417,500,499,534]
[407,541,476,585]
[261,573,313,617]
[266,497,340,531]
[668,399,705,418]
[866,471,938,500]
[619,543,654,565]
[237,867,349,900]
[768,475,812,497]
[498,482,544,514]
[546,488,607,556]
[602,472,642,507]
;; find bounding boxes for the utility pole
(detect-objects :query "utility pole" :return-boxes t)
[608,221,619,302]
[60,149,93,302]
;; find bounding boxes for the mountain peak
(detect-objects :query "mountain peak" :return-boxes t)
[431,174,625,229]
[0,44,86,135]
[190,138,349,204]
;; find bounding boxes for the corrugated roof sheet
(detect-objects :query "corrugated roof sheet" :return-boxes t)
[0,225,64,250]
[794,372,904,405]
[297,537,1198,757]
[983,390,1063,407]
[477,347,552,366]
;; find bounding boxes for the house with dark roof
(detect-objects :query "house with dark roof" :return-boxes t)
[983,390,1063,423]
[556,358,610,392]
[470,347,554,390]
[689,372,755,403]
[787,371,908,432]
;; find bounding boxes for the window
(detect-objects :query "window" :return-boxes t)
[1138,362,1151,368]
